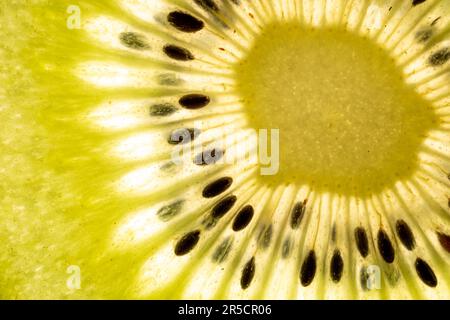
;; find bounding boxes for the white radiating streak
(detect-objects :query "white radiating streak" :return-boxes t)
[112,115,247,162]
[84,15,154,54]
[372,192,418,300]
[119,0,169,25]
[343,0,367,32]
[259,186,311,299]
[360,1,394,38]
[88,100,151,130]
[261,187,308,299]
[113,131,168,161]
[376,0,413,46]
[181,186,268,299]
[236,186,296,299]
[119,0,247,64]
[89,95,245,132]
[136,180,259,296]
[117,128,258,196]
[113,165,257,250]
[77,61,233,90]
[223,186,284,299]
[323,0,344,26]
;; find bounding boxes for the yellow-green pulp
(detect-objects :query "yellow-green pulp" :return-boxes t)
[236,23,438,195]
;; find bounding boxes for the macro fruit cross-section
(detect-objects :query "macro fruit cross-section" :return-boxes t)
[1,0,449,300]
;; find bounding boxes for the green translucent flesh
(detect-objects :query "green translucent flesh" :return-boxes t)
[0,1,448,299]
[1,1,152,299]
[236,23,438,195]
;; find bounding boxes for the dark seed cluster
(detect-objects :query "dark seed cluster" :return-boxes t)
[168,11,204,33]
[212,237,233,263]
[211,195,237,219]
[330,250,344,283]
[258,225,273,249]
[360,266,371,291]
[395,220,416,250]
[157,199,184,221]
[415,28,433,43]
[163,44,195,61]
[281,237,292,259]
[429,47,450,66]
[355,227,369,258]
[300,250,317,287]
[415,258,437,287]
[179,94,211,109]
[290,201,306,229]
[150,103,177,117]
[175,230,201,256]
[202,177,233,198]
[241,257,256,289]
[119,32,150,50]
[377,229,395,263]
[232,205,254,231]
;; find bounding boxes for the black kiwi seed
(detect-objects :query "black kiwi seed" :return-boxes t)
[150,103,177,117]
[156,199,184,221]
[360,267,370,291]
[240,257,256,290]
[179,94,211,109]
[194,148,224,165]
[330,250,344,283]
[429,47,450,66]
[415,258,438,287]
[211,195,237,219]
[395,220,416,251]
[174,230,201,256]
[415,28,433,43]
[119,32,150,50]
[300,250,317,287]
[168,128,200,145]
[355,227,369,258]
[290,201,306,229]
[194,0,220,13]
[212,236,233,263]
[232,205,254,231]
[412,0,426,6]
[168,11,204,33]
[437,232,450,253]
[202,177,233,198]
[377,229,395,263]
[258,225,273,249]
[163,44,194,61]
[281,237,292,259]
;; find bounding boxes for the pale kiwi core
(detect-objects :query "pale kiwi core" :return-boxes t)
[235,23,437,195]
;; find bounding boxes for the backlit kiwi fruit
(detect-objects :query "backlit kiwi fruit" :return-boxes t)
[1,0,450,300]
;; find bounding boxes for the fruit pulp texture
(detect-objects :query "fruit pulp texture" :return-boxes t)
[236,23,437,196]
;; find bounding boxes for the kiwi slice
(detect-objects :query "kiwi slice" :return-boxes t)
[1,0,450,300]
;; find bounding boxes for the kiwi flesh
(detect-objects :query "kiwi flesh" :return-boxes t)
[1,0,450,300]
